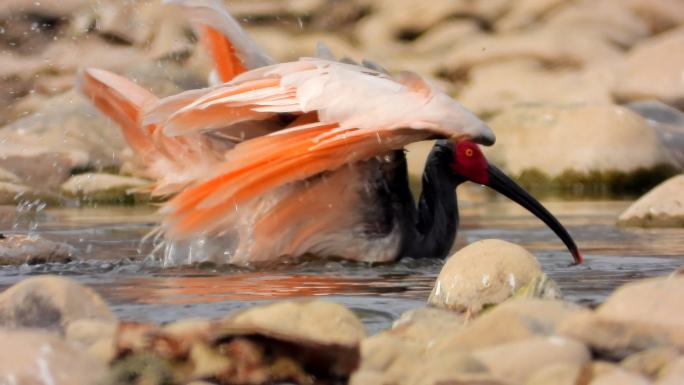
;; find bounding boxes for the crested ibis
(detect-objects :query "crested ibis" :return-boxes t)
[79,0,582,266]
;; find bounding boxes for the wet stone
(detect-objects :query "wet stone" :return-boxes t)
[0,275,115,333]
[0,234,77,265]
[428,239,560,315]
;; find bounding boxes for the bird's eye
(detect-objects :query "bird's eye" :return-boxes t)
[465,148,474,157]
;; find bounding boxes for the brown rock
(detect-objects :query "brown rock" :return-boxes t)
[0,328,107,385]
[474,336,591,385]
[428,239,560,314]
[0,275,115,333]
[0,234,76,265]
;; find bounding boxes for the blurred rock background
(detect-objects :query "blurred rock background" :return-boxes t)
[0,0,683,204]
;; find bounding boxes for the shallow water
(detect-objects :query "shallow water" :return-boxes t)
[0,197,683,334]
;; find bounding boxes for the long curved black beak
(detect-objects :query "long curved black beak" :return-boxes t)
[485,164,583,265]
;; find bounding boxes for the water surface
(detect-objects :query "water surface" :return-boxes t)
[1,197,682,334]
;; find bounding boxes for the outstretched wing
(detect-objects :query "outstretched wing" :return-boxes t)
[145,58,493,239]
[165,0,275,83]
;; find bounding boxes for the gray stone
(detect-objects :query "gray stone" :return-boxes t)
[0,275,115,333]
[0,234,76,265]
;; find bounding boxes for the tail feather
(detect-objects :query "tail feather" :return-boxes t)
[79,68,158,158]
[164,0,274,83]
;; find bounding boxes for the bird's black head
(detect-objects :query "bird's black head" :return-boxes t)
[442,139,583,265]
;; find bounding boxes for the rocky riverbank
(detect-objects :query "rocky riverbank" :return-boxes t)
[0,239,682,385]
[0,0,683,206]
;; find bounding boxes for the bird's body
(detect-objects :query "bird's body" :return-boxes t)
[80,0,582,266]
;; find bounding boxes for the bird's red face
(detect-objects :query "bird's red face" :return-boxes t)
[450,140,489,185]
[448,139,583,265]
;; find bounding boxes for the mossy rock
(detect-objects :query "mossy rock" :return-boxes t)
[515,164,679,198]
[61,173,153,204]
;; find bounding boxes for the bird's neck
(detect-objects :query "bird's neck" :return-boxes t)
[396,142,465,259]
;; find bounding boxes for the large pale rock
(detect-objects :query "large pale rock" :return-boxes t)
[428,239,559,314]
[109,300,364,384]
[0,182,37,205]
[618,175,684,227]
[0,328,107,385]
[458,60,616,116]
[435,299,588,351]
[559,276,684,359]
[474,336,591,385]
[614,27,684,108]
[357,0,508,50]
[351,334,501,385]
[226,299,366,347]
[0,276,115,333]
[627,101,684,169]
[525,363,587,385]
[61,173,151,203]
[0,91,126,188]
[443,27,623,77]
[543,1,649,47]
[352,301,582,385]
[621,347,680,379]
[0,234,76,265]
[496,0,569,32]
[589,368,651,385]
[486,104,676,177]
[391,307,466,344]
[622,0,684,33]
[657,356,684,385]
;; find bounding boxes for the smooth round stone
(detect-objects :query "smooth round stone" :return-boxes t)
[428,239,559,314]
[0,234,76,265]
[0,275,115,333]
[0,328,107,385]
[618,174,684,228]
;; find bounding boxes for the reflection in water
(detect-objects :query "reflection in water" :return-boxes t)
[0,199,683,331]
